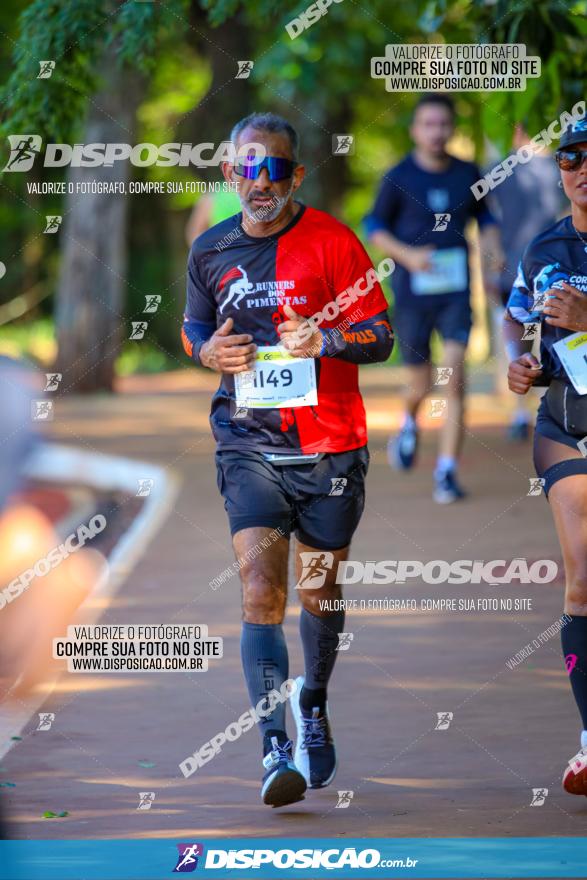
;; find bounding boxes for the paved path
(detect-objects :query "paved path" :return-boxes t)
[1,367,584,848]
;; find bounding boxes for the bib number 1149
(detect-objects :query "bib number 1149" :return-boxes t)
[234,346,318,409]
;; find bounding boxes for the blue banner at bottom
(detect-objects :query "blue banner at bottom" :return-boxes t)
[0,838,584,879]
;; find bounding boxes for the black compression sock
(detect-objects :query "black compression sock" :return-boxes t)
[299,607,345,713]
[561,615,587,729]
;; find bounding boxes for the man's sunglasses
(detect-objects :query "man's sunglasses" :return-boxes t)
[234,156,297,182]
[555,149,587,171]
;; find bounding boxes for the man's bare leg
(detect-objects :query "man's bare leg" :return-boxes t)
[392,363,431,470]
[434,340,467,502]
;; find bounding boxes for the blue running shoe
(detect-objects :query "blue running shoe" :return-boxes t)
[291,676,337,789]
[261,736,306,807]
[389,424,418,470]
[433,469,467,504]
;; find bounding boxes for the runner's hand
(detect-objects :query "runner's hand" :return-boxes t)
[507,353,542,395]
[278,305,323,358]
[200,318,257,373]
[403,245,435,273]
[543,282,587,331]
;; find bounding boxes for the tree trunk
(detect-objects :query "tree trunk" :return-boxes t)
[55,49,142,393]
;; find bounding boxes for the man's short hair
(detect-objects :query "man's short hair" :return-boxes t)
[412,93,455,120]
[230,112,300,161]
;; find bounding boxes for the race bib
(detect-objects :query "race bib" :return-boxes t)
[411,247,468,295]
[234,346,318,409]
[553,332,587,396]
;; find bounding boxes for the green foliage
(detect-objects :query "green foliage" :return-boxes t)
[1,0,585,372]
[0,0,189,140]
[1,0,107,140]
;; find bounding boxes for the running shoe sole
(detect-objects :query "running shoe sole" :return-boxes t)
[433,488,461,504]
[261,764,307,807]
[291,675,337,789]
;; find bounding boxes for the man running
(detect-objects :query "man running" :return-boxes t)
[365,93,502,503]
[181,112,393,807]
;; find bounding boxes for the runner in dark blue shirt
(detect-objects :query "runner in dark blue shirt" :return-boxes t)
[365,93,501,503]
[504,112,587,797]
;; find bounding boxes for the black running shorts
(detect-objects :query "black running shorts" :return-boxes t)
[215,446,369,550]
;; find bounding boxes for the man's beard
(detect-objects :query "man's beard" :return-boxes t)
[240,179,295,223]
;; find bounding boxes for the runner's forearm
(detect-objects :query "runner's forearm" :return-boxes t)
[503,311,533,362]
[181,318,215,366]
[369,230,414,269]
[319,311,394,364]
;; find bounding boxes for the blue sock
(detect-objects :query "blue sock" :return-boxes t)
[435,455,456,477]
[299,607,345,713]
[240,622,289,750]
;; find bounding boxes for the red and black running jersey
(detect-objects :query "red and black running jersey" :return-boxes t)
[182,203,391,454]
